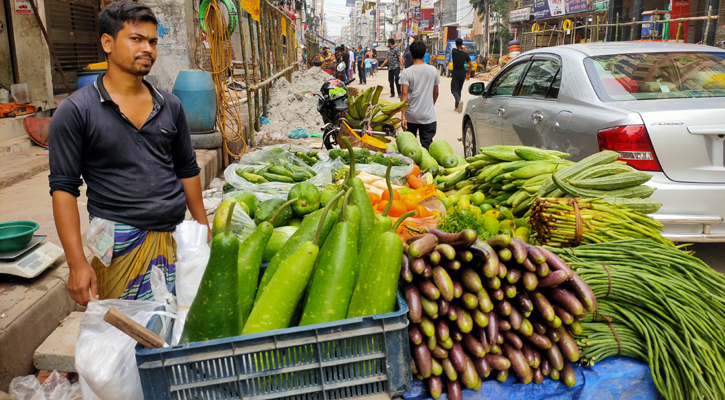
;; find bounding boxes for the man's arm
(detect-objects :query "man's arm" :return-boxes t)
[181,175,210,240]
[433,85,439,104]
[380,58,388,68]
[53,191,98,306]
[400,84,409,130]
[399,55,404,69]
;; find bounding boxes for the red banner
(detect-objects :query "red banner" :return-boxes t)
[669,0,690,41]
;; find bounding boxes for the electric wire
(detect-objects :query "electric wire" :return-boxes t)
[195,0,248,158]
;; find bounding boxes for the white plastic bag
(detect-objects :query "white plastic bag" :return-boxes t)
[87,217,114,266]
[10,370,81,400]
[223,145,343,200]
[75,267,174,400]
[171,221,210,345]
[354,151,414,185]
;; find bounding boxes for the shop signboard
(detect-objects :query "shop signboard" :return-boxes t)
[14,0,33,14]
[422,0,434,8]
[347,0,355,6]
[669,0,690,41]
[509,7,531,22]
[534,0,565,19]
[566,0,591,14]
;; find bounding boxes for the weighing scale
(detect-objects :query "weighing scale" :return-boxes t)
[0,235,64,278]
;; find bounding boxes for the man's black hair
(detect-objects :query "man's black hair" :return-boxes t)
[388,38,395,45]
[455,38,463,47]
[98,1,157,39]
[410,40,426,59]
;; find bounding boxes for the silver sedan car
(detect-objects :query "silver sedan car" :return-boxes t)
[461,42,725,242]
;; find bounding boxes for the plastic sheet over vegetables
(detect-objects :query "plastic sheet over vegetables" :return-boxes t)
[224,145,343,200]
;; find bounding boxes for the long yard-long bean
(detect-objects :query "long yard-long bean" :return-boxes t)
[550,240,725,400]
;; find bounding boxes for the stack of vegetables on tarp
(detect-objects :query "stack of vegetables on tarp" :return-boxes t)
[180,138,411,344]
[396,141,725,399]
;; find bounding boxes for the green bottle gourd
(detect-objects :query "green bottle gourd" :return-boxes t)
[347,211,415,318]
[299,188,359,326]
[180,202,242,343]
[339,137,375,251]
[255,205,339,302]
[355,162,395,276]
[237,201,294,327]
[243,191,345,334]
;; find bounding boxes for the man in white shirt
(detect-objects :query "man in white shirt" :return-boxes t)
[399,40,440,149]
[348,47,355,80]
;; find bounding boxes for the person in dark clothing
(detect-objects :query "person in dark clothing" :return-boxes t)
[403,47,413,68]
[341,45,350,80]
[357,45,366,84]
[49,1,207,306]
[450,38,470,112]
[380,38,404,97]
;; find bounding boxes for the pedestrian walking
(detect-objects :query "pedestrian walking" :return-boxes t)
[49,1,207,305]
[357,45,366,84]
[399,40,440,149]
[371,58,377,76]
[450,38,470,112]
[403,47,413,68]
[348,46,355,80]
[341,45,350,80]
[365,55,373,78]
[380,38,404,97]
[424,48,430,64]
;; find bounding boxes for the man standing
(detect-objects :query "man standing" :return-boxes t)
[424,48,430,64]
[380,38,404,97]
[399,40,440,149]
[403,46,413,68]
[341,46,350,80]
[451,38,471,112]
[49,1,207,305]
[348,46,355,80]
[357,45,366,84]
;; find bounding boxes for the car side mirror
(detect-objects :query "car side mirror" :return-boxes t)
[469,82,484,96]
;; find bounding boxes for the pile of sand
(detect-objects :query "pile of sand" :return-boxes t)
[262,67,332,135]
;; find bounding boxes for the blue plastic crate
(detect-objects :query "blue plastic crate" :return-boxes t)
[136,288,411,400]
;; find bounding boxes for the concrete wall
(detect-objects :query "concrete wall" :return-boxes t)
[144,0,197,92]
[5,0,54,110]
[0,0,14,90]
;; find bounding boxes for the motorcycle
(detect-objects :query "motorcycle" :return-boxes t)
[317,78,397,150]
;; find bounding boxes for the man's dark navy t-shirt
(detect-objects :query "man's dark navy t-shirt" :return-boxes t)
[48,74,200,232]
[452,48,470,79]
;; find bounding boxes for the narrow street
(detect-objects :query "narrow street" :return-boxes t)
[353,65,478,156]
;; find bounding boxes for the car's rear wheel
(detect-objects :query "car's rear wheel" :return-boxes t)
[463,119,476,158]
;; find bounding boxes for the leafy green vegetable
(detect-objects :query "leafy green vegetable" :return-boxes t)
[436,206,493,241]
[329,149,402,166]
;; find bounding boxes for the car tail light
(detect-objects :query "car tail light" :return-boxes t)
[597,125,663,172]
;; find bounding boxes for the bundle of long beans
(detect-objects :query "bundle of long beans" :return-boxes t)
[530,198,674,247]
[550,240,725,400]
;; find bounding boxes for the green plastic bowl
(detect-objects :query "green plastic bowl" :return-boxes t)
[0,221,40,253]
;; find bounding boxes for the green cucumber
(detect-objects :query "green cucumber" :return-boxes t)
[288,182,321,216]
[269,165,295,178]
[300,189,359,326]
[263,172,295,183]
[243,192,344,334]
[255,206,339,302]
[180,202,241,343]
[237,222,274,328]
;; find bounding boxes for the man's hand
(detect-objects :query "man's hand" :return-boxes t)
[466,74,471,81]
[401,118,408,130]
[68,260,99,306]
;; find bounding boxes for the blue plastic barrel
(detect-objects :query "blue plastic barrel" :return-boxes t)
[77,69,106,90]
[172,70,217,133]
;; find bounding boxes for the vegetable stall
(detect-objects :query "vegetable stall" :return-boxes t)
[134,132,725,400]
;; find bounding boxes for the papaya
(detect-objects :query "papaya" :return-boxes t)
[230,192,259,218]
[320,190,337,207]
[212,199,249,237]
[429,140,458,168]
[288,182,321,216]
[396,131,423,164]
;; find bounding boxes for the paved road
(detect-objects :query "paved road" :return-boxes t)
[352,67,725,275]
[354,66,475,157]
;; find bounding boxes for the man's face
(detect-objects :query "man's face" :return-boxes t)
[102,21,158,76]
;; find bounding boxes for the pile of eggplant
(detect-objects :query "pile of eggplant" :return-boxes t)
[401,228,597,399]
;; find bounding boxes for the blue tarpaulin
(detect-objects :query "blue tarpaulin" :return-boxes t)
[404,357,658,400]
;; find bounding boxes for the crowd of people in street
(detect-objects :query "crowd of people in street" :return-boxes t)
[310,37,471,150]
